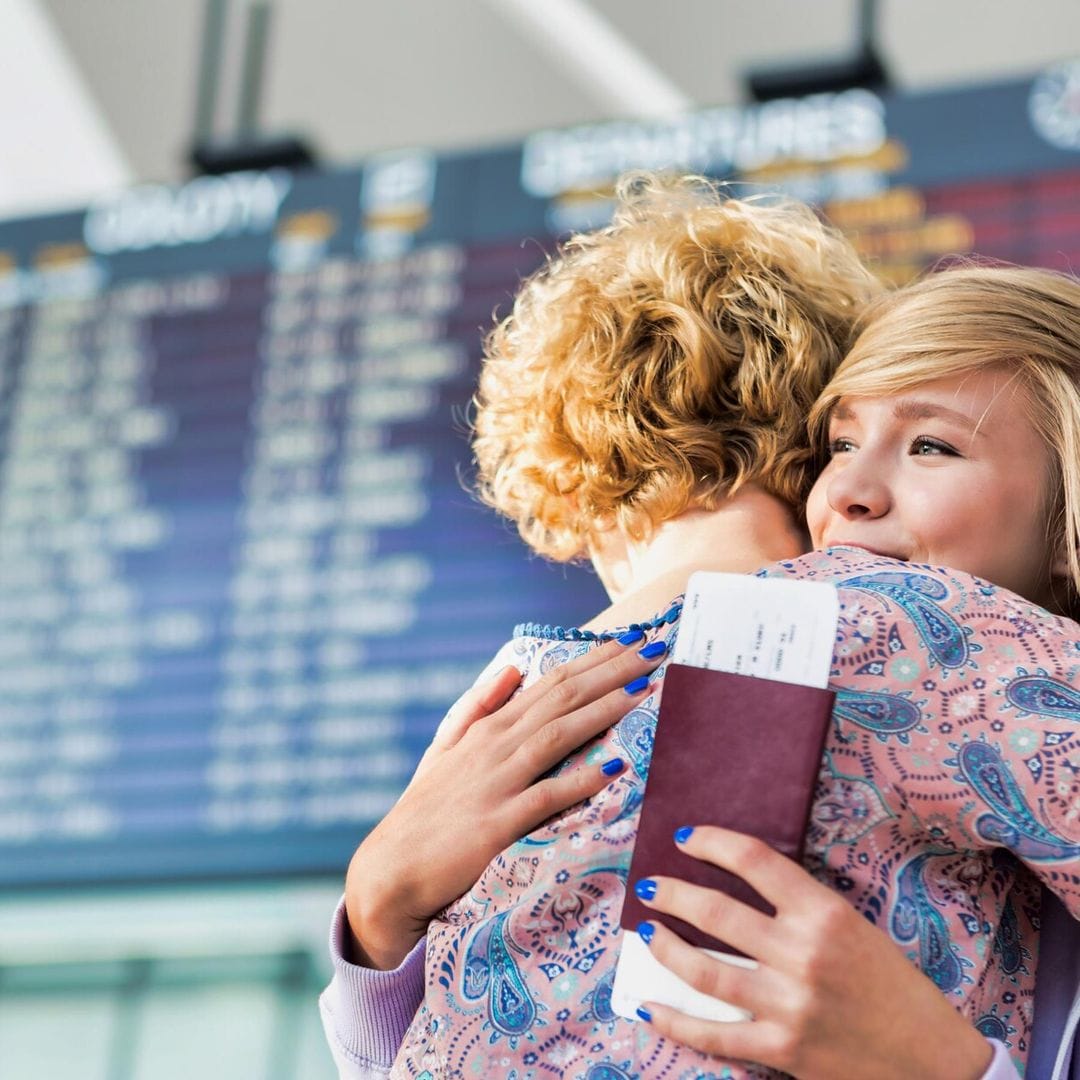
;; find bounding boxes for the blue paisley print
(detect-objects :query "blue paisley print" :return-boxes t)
[958,741,1080,859]
[845,570,971,668]
[462,913,537,1038]
[615,702,657,781]
[1005,673,1080,719]
[891,851,964,992]
[833,688,921,739]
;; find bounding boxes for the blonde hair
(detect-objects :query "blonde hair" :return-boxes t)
[809,264,1080,609]
[472,174,881,561]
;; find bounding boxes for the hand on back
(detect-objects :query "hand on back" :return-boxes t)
[344,636,665,969]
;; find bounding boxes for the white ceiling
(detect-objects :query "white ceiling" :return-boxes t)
[19,0,1080,208]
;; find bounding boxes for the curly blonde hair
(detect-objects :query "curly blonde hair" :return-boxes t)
[472,174,882,561]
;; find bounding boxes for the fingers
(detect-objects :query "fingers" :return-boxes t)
[467,634,664,782]
[433,665,523,751]
[498,639,625,717]
[635,921,805,1074]
[511,635,668,745]
[509,755,628,835]
[634,918,775,1018]
[510,675,657,781]
[488,630,665,738]
[633,871,778,967]
[470,664,525,715]
[671,826,830,916]
[485,637,645,734]
[639,1001,785,1069]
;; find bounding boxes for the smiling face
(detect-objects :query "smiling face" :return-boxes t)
[806,368,1065,608]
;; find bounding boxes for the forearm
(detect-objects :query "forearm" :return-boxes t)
[319,897,425,1078]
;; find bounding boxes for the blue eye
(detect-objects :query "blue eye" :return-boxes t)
[828,437,856,456]
[910,437,957,457]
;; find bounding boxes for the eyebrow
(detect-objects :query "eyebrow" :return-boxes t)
[832,399,984,433]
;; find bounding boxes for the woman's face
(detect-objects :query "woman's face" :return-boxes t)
[806,369,1063,608]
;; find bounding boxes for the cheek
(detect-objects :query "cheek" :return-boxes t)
[922,485,992,543]
[932,482,1041,580]
[805,479,830,546]
[991,483,1053,570]
[965,477,1038,535]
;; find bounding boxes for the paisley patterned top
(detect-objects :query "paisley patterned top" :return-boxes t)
[391,550,1080,1080]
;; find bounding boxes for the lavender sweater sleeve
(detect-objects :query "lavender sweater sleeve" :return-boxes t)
[318,897,425,1080]
[982,1039,1022,1080]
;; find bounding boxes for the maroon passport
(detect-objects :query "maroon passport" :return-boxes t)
[620,662,835,958]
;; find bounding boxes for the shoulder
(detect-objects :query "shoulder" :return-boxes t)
[765,548,1080,678]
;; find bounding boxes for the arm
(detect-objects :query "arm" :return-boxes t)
[321,636,668,1075]
[319,663,529,1077]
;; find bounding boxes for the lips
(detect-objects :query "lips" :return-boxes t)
[825,541,903,560]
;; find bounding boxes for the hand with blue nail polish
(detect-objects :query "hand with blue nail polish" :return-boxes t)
[344,634,668,972]
[614,826,997,1080]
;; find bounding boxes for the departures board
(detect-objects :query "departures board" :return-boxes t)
[2,64,1080,887]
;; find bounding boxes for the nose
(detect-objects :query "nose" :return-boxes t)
[826,459,890,521]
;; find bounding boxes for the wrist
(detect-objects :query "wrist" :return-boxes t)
[344,847,426,971]
[920,1021,994,1080]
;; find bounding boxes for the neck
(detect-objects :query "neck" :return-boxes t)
[582,485,808,632]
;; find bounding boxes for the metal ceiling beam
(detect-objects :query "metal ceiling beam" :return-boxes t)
[481,0,693,119]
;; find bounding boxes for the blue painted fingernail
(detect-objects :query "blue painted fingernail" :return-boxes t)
[624,676,649,695]
[636,1006,652,1023]
[601,757,625,776]
[637,920,654,945]
[634,878,657,901]
[674,825,694,844]
[637,641,667,660]
[617,628,645,645]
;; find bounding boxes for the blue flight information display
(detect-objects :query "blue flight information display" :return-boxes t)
[2,65,1080,886]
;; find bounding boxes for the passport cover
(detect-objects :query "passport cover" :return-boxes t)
[619,662,835,958]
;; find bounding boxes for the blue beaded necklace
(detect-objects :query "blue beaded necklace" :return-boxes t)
[514,599,683,642]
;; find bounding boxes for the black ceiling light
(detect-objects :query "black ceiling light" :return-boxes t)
[188,0,317,177]
[745,0,891,102]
